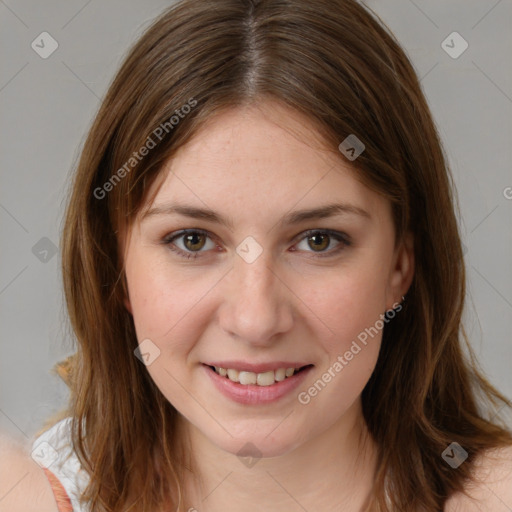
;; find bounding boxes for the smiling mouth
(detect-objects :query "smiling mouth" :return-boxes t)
[205,364,313,387]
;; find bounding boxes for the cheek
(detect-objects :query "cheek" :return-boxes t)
[296,260,388,356]
[295,269,387,415]
[291,259,389,412]
[125,255,215,408]
[125,252,222,350]
[127,264,177,341]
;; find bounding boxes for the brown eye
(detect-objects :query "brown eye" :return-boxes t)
[307,233,330,252]
[183,232,207,251]
[294,229,351,258]
[163,229,215,259]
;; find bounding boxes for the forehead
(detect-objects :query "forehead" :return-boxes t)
[139,100,389,227]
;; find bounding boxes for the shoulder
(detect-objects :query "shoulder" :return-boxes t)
[0,431,59,512]
[444,444,512,512]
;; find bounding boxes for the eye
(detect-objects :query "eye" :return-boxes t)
[162,228,351,260]
[292,229,351,258]
[162,229,216,259]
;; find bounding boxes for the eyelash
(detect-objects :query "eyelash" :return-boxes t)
[161,228,351,260]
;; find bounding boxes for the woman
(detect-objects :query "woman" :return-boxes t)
[1,0,511,511]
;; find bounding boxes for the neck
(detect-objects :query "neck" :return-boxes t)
[174,398,379,512]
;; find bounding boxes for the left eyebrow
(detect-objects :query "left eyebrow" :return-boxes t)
[283,202,372,224]
[141,201,372,229]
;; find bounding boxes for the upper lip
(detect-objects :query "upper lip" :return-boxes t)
[203,361,313,373]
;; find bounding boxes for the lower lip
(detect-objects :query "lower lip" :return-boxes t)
[202,364,314,405]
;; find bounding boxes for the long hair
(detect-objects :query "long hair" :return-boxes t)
[57,0,512,510]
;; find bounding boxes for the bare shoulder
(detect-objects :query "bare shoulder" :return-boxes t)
[0,431,59,512]
[444,444,512,512]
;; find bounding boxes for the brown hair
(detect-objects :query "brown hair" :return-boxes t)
[57,0,512,510]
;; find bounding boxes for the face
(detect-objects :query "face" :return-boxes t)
[122,100,413,458]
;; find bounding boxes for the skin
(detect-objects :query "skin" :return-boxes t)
[0,102,510,512]
[122,99,414,511]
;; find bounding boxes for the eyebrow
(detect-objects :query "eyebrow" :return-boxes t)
[142,201,371,229]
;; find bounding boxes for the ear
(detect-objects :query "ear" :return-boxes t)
[124,296,133,315]
[385,231,414,311]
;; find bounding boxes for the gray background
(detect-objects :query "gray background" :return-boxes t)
[1,0,511,442]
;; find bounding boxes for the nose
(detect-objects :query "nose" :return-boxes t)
[217,248,294,346]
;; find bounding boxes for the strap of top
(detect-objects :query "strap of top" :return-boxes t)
[42,467,74,512]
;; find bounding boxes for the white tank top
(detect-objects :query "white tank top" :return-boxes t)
[31,417,90,511]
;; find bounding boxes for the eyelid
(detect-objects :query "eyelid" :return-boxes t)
[291,229,351,258]
[162,228,351,259]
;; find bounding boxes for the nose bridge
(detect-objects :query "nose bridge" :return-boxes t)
[218,245,293,343]
[237,249,276,298]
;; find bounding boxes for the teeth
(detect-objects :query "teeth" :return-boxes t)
[256,371,274,386]
[238,371,256,385]
[274,368,286,382]
[227,368,239,381]
[213,366,301,386]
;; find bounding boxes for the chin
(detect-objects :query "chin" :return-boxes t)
[210,427,306,460]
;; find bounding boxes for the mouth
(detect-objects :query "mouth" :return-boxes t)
[203,363,314,387]
[202,362,315,405]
